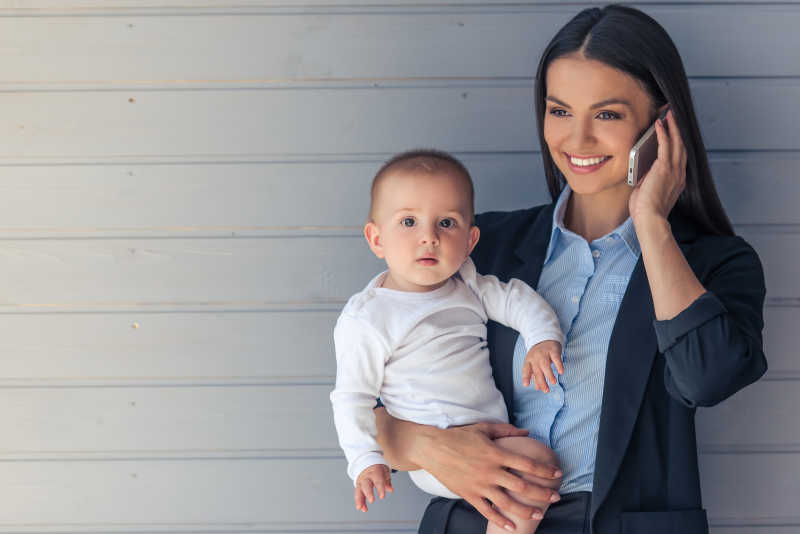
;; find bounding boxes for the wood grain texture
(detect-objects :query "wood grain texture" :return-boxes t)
[0,458,429,528]
[0,229,791,310]
[0,6,797,82]
[0,153,796,235]
[0,380,795,458]
[1,81,798,161]
[0,312,339,383]
[0,306,793,385]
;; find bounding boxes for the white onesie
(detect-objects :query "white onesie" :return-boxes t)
[330,257,563,498]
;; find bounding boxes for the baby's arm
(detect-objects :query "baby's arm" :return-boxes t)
[329,314,392,507]
[460,258,563,348]
[460,259,564,390]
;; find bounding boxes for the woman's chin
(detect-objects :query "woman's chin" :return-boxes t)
[564,176,630,197]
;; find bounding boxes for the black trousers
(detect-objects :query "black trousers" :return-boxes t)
[418,492,592,534]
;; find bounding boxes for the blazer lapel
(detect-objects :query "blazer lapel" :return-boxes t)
[590,211,695,517]
[590,257,656,516]
[488,204,555,423]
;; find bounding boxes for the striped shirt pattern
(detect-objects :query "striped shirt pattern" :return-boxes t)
[512,185,641,494]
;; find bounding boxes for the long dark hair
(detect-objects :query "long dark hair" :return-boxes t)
[534,5,734,236]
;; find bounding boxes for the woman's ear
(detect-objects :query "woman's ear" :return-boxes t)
[364,222,385,259]
[467,225,480,254]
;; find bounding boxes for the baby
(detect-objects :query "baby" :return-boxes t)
[330,149,564,534]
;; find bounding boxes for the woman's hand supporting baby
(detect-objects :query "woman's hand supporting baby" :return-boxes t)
[375,408,562,531]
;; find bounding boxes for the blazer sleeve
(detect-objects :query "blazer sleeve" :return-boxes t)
[654,236,767,408]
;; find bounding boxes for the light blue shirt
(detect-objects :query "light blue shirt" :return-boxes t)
[512,185,641,494]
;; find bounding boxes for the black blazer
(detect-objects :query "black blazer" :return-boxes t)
[420,204,767,534]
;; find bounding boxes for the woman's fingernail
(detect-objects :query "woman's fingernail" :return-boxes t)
[554,469,563,477]
[504,525,514,532]
[550,493,561,503]
[532,511,544,519]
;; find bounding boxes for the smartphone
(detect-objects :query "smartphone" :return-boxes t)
[627,108,668,187]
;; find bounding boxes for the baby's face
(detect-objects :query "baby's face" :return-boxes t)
[365,169,478,292]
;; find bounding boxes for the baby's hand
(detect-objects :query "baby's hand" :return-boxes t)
[354,464,393,512]
[522,340,564,393]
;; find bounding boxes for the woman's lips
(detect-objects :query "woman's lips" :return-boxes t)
[565,153,611,174]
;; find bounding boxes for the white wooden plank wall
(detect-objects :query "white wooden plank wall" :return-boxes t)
[0,2,797,533]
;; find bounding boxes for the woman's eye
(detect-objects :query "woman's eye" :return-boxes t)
[439,218,455,229]
[596,111,620,120]
[549,108,569,117]
[401,217,415,227]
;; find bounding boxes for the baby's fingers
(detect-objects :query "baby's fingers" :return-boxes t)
[522,361,534,387]
[354,486,368,512]
[533,369,549,393]
[551,352,565,375]
[542,362,558,387]
[374,469,393,499]
[359,477,376,505]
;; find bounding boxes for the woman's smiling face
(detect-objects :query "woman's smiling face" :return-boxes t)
[543,54,658,197]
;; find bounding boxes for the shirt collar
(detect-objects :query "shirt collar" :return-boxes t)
[543,185,570,264]
[543,184,640,263]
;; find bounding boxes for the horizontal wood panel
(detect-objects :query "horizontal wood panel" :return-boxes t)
[2,379,792,456]
[0,458,429,528]
[0,237,382,306]
[738,231,800,300]
[0,231,792,307]
[711,529,800,533]
[0,312,338,383]
[0,306,792,384]
[763,307,800,376]
[1,80,798,160]
[0,6,797,81]
[0,453,791,530]
[0,385,340,456]
[0,0,787,9]
[0,153,797,233]
[701,452,800,523]
[696,380,800,449]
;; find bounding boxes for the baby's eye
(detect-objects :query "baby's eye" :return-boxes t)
[596,110,621,120]
[401,217,415,227]
[439,218,455,229]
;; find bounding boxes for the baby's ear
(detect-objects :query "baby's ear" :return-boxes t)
[467,225,480,253]
[364,222,385,259]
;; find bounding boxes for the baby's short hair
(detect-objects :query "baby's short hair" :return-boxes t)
[368,149,475,223]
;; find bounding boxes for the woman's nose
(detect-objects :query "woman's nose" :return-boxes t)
[570,118,595,146]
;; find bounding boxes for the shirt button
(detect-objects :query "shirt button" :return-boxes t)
[571,295,580,304]
[592,249,601,258]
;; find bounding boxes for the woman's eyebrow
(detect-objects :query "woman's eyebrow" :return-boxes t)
[590,98,632,109]
[546,95,633,109]
[545,95,570,107]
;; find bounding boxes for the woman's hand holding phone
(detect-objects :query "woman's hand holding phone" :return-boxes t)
[628,109,688,224]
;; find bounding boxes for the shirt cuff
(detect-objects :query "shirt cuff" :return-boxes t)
[653,292,727,353]
[522,331,565,352]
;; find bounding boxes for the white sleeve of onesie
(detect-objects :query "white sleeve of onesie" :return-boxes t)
[329,313,391,484]
[459,257,564,351]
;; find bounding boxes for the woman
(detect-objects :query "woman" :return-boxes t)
[374,5,767,534]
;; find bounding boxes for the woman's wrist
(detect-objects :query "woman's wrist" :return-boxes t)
[632,211,671,242]
[405,423,444,471]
